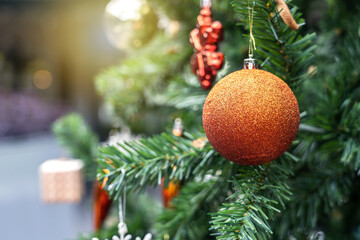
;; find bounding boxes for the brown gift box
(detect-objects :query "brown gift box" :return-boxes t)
[39,158,84,203]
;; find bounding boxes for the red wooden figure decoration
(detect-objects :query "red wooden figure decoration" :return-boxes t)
[93,172,113,230]
[190,0,224,89]
[161,178,181,208]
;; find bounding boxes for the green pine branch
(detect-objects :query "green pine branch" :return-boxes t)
[98,130,298,240]
[97,131,229,199]
[95,33,192,129]
[163,74,208,112]
[211,158,293,240]
[230,0,316,89]
[300,20,360,172]
[271,16,360,238]
[160,61,231,113]
[154,177,231,240]
[52,113,99,180]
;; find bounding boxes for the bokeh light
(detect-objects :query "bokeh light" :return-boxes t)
[33,70,52,90]
[103,0,158,50]
[105,0,144,21]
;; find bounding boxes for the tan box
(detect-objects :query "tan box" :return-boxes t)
[39,158,84,203]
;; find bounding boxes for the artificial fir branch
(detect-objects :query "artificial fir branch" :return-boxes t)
[271,17,360,239]
[97,131,229,199]
[154,178,231,240]
[154,153,239,240]
[211,158,292,240]
[231,0,316,89]
[52,113,99,180]
[162,75,207,112]
[95,34,192,129]
[98,129,299,239]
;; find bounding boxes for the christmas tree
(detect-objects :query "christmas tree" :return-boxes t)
[54,0,360,239]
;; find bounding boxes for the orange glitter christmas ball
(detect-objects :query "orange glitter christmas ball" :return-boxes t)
[202,69,300,165]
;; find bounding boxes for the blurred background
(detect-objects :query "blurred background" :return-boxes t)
[0,0,121,239]
[0,0,123,134]
[0,0,359,239]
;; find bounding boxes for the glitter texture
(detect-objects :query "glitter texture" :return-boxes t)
[202,69,300,165]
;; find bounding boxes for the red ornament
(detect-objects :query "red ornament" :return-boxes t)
[161,179,181,208]
[93,181,112,230]
[190,6,224,89]
[202,68,300,165]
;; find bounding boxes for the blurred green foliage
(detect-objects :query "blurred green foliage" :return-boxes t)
[52,113,99,180]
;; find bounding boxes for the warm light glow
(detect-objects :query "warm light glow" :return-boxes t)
[104,0,150,50]
[105,0,144,21]
[33,70,52,90]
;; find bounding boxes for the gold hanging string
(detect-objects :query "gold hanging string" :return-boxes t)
[248,0,256,58]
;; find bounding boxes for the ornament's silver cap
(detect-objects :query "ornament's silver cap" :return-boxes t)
[201,0,212,7]
[243,58,258,69]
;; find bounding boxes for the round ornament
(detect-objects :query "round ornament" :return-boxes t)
[202,69,300,165]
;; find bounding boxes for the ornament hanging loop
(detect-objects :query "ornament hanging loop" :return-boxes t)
[118,168,127,240]
[244,0,258,70]
[248,0,256,58]
[201,0,212,7]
